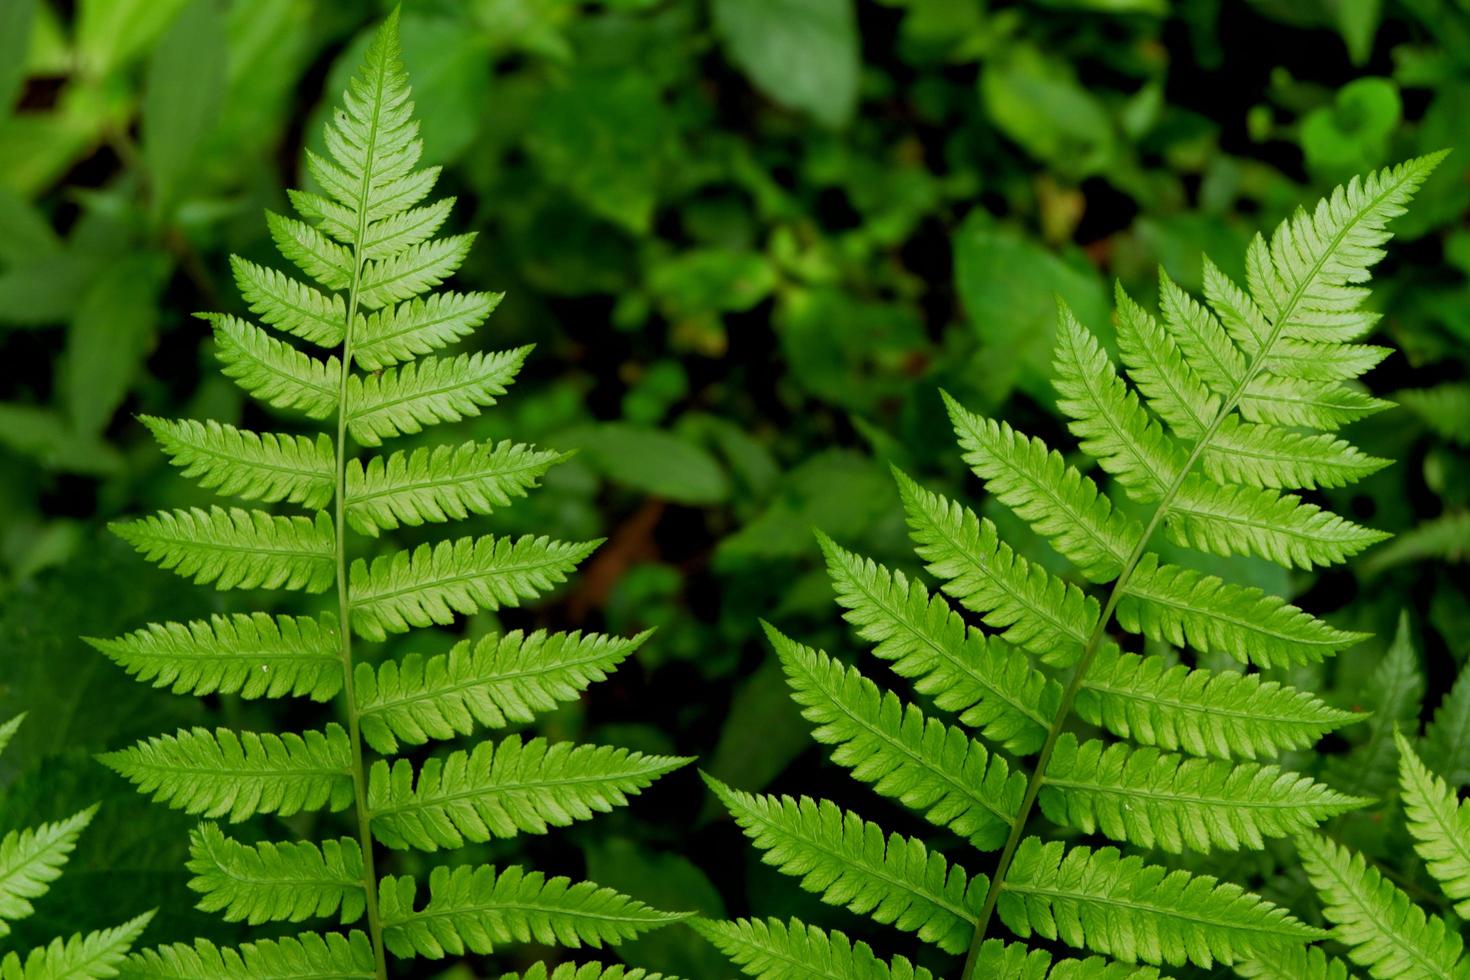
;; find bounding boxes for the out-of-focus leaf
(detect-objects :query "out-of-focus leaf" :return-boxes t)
[701,657,811,810]
[776,287,930,413]
[63,252,171,436]
[555,422,731,505]
[398,14,491,164]
[0,83,126,195]
[0,405,122,475]
[1301,77,1399,177]
[142,0,227,214]
[0,186,60,265]
[953,215,1110,403]
[585,838,728,976]
[1336,0,1383,65]
[713,0,860,128]
[981,43,1115,176]
[0,0,35,117]
[649,249,777,318]
[76,0,191,76]
[527,71,675,233]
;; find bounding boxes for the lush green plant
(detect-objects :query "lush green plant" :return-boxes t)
[87,13,688,978]
[0,713,149,979]
[697,155,1443,978]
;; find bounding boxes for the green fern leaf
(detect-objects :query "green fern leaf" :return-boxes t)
[142,417,335,510]
[770,624,1026,849]
[1040,735,1363,852]
[1259,336,1390,382]
[1424,665,1470,787]
[206,314,340,419]
[99,726,354,822]
[497,964,679,980]
[111,507,335,592]
[345,440,564,536]
[944,394,1140,582]
[186,823,365,927]
[354,291,502,370]
[1396,732,1470,917]
[85,613,342,702]
[120,931,376,979]
[1074,644,1360,760]
[1236,372,1391,430]
[1115,282,1219,438]
[267,211,354,289]
[355,629,648,754]
[367,737,689,851]
[1364,509,1470,574]
[896,469,1096,667]
[348,534,599,641]
[1326,612,1424,797]
[357,234,475,309]
[1204,415,1388,489]
[1157,268,1245,395]
[690,917,935,980]
[999,838,1322,967]
[378,865,686,960]
[819,533,1055,755]
[1398,382,1470,446]
[290,193,451,262]
[971,939,1162,979]
[0,806,96,937]
[343,347,529,446]
[1297,832,1470,980]
[229,255,346,348]
[1,912,153,980]
[1238,946,1355,980]
[706,777,985,955]
[1116,553,1366,667]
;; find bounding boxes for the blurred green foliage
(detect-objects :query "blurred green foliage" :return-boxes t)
[0,0,1467,976]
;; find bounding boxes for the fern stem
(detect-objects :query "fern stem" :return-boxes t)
[958,176,1408,979]
[331,46,392,980]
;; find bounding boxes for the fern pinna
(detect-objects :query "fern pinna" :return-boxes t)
[88,13,688,979]
[0,714,150,979]
[697,154,1445,979]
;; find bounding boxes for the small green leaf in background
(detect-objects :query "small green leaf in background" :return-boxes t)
[0,186,61,264]
[63,252,171,436]
[1335,0,1383,65]
[398,14,491,164]
[143,0,226,216]
[556,422,731,505]
[76,0,192,77]
[1300,76,1400,178]
[953,214,1110,404]
[585,838,729,976]
[981,43,1116,176]
[0,0,36,117]
[528,71,676,234]
[714,0,861,128]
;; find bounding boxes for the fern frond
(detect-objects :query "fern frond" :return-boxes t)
[944,395,1139,582]
[267,211,354,290]
[356,629,647,754]
[344,348,529,447]
[345,440,564,537]
[367,738,689,851]
[1168,476,1388,569]
[1258,337,1391,382]
[1297,832,1470,979]
[378,865,686,960]
[1364,509,1470,574]
[120,931,376,979]
[1424,665,1470,787]
[706,777,985,955]
[819,533,1055,755]
[1052,305,1181,503]
[348,534,599,641]
[1398,382,1470,446]
[1157,268,1245,395]
[2,912,153,980]
[186,823,365,927]
[229,255,346,348]
[207,314,340,419]
[141,417,335,510]
[497,964,678,980]
[1238,946,1355,980]
[0,806,96,937]
[1396,732,1470,917]
[111,507,335,592]
[896,470,1096,667]
[357,235,475,309]
[99,726,353,822]
[1204,415,1388,489]
[999,838,1322,967]
[1039,735,1363,853]
[690,918,935,980]
[85,614,342,702]
[1074,644,1359,760]
[1116,553,1366,667]
[354,291,502,370]
[1237,372,1391,430]
[769,625,1026,850]
[1114,282,1219,438]
[971,939,1162,979]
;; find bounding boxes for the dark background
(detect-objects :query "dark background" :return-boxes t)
[0,0,1467,976]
